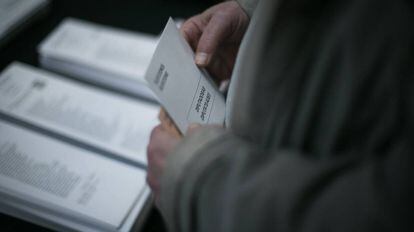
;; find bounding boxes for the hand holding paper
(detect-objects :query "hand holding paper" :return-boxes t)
[145,18,226,134]
[180,1,249,80]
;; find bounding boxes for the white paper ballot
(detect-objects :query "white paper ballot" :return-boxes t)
[145,18,226,133]
[0,62,159,165]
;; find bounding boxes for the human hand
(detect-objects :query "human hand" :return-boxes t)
[180,1,249,82]
[146,122,203,205]
[146,123,180,205]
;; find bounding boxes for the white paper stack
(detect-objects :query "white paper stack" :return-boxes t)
[0,62,159,231]
[0,119,150,232]
[38,18,158,101]
[0,62,159,165]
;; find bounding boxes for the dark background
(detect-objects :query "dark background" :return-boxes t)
[0,0,216,231]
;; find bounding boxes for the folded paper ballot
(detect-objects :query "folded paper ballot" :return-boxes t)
[145,18,226,133]
[39,18,158,101]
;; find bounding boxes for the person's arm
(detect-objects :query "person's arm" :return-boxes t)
[149,0,414,231]
[160,128,413,232]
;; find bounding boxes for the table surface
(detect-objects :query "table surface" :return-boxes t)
[0,0,215,231]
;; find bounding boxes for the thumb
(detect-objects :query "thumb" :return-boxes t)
[195,16,230,67]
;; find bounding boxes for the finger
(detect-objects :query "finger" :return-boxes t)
[157,110,176,134]
[149,124,164,141]
[158,108,167,123]
[146,175,159,199]
[164,121,182,138]
[208,53,232,82]
[146,151,160,194]
[195,15,231,67]
[147,144,166,178]
[158,108,173,127]
[186,123,202,135]
[180,15,204,51]
[159,112,182,138]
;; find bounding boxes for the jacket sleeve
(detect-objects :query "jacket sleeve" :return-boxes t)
[158,0,414,231]
[235,0,259,18]
[159,128,413,232]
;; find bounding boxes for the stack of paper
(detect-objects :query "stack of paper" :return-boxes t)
[0,17,213,231]
[0,0,49,47]
[0,62,159,231]
[38,18,158,101]
[0,119,150,232]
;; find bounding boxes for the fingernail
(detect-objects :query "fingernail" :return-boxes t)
[195,52,210,66]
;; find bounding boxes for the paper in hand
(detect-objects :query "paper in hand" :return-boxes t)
[145,18,226,134]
